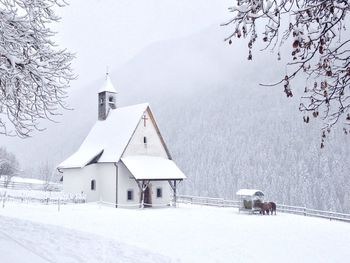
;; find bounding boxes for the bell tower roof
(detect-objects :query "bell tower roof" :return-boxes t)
[98,73,117,94]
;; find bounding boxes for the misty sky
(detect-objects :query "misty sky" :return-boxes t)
[53,0,232,90]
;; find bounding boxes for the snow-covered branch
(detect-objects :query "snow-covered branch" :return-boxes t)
[0,0,74,138]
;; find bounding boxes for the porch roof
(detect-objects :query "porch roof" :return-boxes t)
[121,156,186,181]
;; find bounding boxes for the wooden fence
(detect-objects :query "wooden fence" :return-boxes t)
[0,189,86,210]
[177,195,240,208]
[177,195,350,223]
[0,193,86,205]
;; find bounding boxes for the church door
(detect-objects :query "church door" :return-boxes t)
[144,186,152,207]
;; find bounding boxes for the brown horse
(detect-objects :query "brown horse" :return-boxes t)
[269,202,277,215]
[261,202,272,215]
[254,200,272,215]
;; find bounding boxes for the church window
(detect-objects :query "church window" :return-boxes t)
[127,190,134,201]
[143,136,147,144]
[109,96,113,103]
[91,180,96,191]
[100,98,103,105]
[156,188,162,198]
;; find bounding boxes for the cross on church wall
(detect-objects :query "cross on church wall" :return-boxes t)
[142,114,149,127]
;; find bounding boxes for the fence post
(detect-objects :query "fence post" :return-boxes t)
[303,207,307,216]
[2,192,6,208]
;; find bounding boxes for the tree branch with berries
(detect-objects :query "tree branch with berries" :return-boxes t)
[222,0,350,147]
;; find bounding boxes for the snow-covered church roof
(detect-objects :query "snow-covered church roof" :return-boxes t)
[58,103,154,169]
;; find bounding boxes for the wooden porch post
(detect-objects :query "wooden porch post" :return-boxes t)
[141,180,145,209]
[136,180,144,209]
[136,180,150,209]
[174,180,177,207]
[168,180,178,207]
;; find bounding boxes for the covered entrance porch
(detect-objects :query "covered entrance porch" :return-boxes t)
[121,156,186,208]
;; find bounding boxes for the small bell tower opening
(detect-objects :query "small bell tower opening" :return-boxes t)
[98,72,117,121]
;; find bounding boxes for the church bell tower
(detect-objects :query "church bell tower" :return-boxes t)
[98,72,117,121]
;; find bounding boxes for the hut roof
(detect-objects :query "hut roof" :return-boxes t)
[236,189,264,197]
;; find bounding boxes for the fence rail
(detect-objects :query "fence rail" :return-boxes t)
[177,195,240,208]
[177,195,350,223]
[0,181,62,192]
[0,188,86,210]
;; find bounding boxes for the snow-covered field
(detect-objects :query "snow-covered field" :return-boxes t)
[0,176,61,186]
[0,176,62,192]
[0,188,85,203]
[1,202,350,263]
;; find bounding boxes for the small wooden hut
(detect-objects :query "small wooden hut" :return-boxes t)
[236,189,264,213]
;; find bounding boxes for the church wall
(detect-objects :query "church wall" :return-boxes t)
[122,109,169,158]
[62,164,100,202]
[147,180,172,207]
[62,163,116,203]
[117,161,140,208]
[97,163,116,204]
[62,161,173,206]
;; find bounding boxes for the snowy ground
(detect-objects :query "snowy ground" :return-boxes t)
[1,202,350,263]
[0,215,171,263]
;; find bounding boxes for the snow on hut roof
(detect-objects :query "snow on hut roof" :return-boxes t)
[236,189,264,197]
[98,74,117,93]
[121,156,186,180]
[58,103,149,169]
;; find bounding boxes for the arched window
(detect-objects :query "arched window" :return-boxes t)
[91,180,96,191]
[108,96,113,103]
[143,136,147,144]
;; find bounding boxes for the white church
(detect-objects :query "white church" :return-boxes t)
[57,74,186,208]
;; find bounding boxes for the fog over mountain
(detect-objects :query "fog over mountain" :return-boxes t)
[2,24,350,213]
